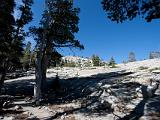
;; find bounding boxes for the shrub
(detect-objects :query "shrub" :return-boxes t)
[92,54,101,66]
[108,57,116,68]
[138,66,149,70]
[149,67,160,72]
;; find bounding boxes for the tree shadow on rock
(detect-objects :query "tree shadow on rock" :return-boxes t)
[45,71,134,104]
[41,71,136,119]
[4,79,35,97]
[3,70,137,119]
[119,84,160,120]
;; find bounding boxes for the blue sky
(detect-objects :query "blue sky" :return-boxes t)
[25,0,160,63]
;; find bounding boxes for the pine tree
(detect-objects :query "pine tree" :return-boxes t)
[0,0,33,92]
[49,51,62,67]
[108,57,116,68]
[128,52,136,62]
[0,0,15,91]
[21,41,32,71]
[92,54,101,66]
[149,51,160,59]
[30,0,84,102]
[102,0,160,23]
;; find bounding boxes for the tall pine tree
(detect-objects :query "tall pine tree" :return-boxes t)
[0,0,33,92]
[30,0,84,102]
[0,0,15,90]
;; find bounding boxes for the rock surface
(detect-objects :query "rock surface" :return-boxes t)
[1,58,160,120]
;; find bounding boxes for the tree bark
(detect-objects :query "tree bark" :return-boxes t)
[34,56,43,102]
[34,31,50,102]
[34,51,48,102]
[0,62,8,94]
[0,71,6,94]
[41,54,48,93]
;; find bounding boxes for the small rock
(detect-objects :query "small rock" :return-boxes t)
[100,89,109,98]
[107,89,112,93]
[72,100,76,103]
[90,100,113,112]
[4,116,14,120]
[60,113,67,120]
[137,92,143,98]
[23,111,29,114]
[0,116,4,119]
[97,82,102,87]
[44,106,49,110]
[139,116,146,120]
[102,84,111,89]
[107,96,118,104]
[38,106,42,109]
[14,105,23,110]
[23,111,33,116]
[27,116,37,119]
[89,91,99,97]
[25,96,33,102]
[126,104,135,112]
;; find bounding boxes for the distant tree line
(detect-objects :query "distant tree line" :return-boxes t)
[122,51,160,64]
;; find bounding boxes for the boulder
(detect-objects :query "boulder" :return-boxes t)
[14,105,23,111]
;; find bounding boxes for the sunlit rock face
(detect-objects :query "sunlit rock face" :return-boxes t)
[62,56,93,67]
